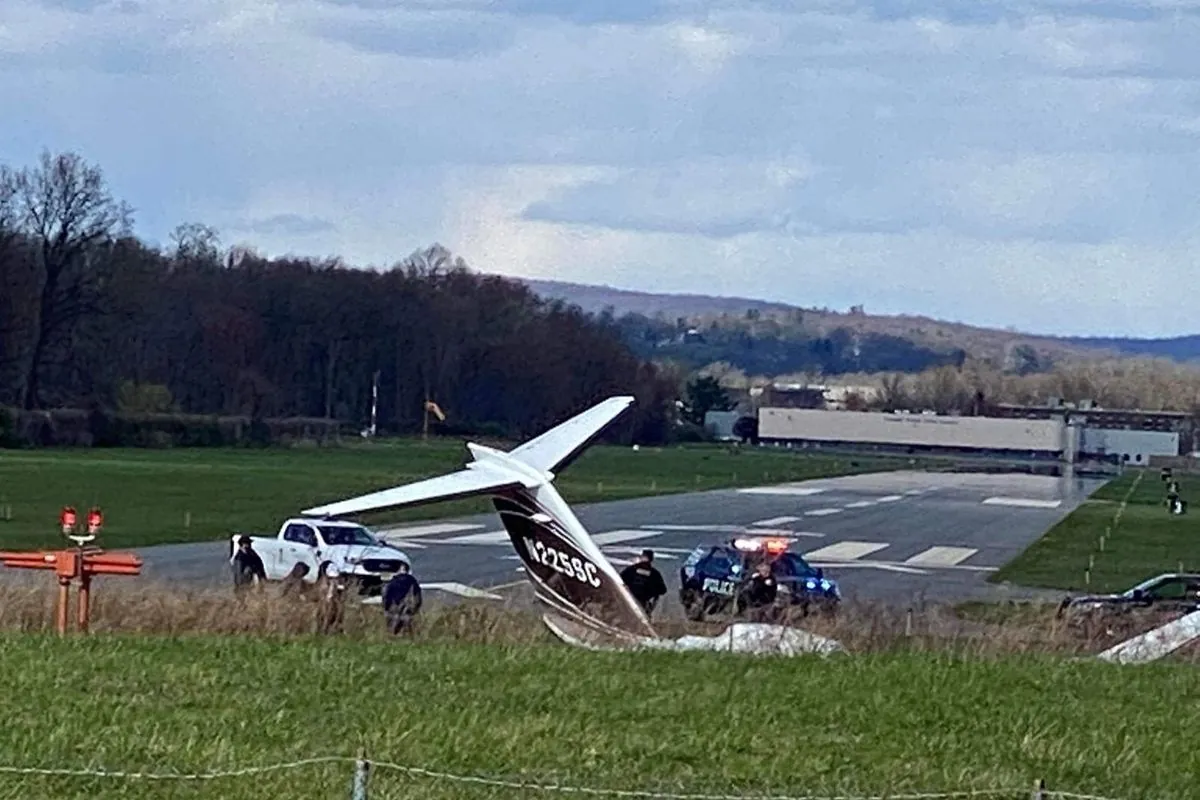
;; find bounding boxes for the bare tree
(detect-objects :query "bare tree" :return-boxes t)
[8,151,132,408]
[169,222,222,266]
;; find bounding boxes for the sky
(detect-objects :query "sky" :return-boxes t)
[3,0,1200,338]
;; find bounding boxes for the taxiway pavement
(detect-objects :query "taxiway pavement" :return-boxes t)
[131,469,1106,607]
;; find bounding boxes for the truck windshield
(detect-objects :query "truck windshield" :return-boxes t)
[317,525,378,546]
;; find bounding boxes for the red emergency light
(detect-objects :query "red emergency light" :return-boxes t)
[60,506,77,534]
[86,507,103,535]
[733,536,792,554]
[763,537,790,555]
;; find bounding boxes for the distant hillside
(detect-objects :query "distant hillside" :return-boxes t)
[514,277,1200,373]
[1058,335,1200,364]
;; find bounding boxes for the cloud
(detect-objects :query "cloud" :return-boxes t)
[2,0,1200,336]
[232,214,338,237]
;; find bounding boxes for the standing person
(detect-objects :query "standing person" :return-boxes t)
[231,535,266,594]
[382,561,423,635]
[317,565,348,634]
[737,561,778,621]
[619,549,667,617]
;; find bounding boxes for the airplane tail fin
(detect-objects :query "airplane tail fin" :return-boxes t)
[508,396,635,476]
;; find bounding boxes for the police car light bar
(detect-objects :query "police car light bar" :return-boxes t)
[733,536,792,553]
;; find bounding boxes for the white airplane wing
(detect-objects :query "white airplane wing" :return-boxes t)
[509,395,635,475]
[301,465,525,518]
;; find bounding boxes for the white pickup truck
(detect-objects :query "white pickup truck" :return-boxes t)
[230,517,411,595]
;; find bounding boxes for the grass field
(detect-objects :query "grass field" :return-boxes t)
[0,441,920,550]
[0,628,1196,800]
[991,467,1200,592]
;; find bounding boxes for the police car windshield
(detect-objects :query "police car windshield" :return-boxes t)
[318,525,378,546]
[701,549,742,574]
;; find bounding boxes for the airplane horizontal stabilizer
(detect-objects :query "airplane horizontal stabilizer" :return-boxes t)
[302,465,523,518]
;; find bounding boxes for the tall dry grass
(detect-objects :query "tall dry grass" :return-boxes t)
[1,580,1191,661]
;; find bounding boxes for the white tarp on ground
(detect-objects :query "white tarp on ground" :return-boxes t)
[1096,609,1200,664]
[542,613,845,657]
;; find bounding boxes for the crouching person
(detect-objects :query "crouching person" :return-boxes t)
[382,562,422,635]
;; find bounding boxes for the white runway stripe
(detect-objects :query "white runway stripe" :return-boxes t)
[440,530,511,544]
[591,529,664,545]
[903,546,979,567]
[379,522,483,537]
[736,487,827,496]
[637,524,823,538]
[375,539,428,549]
[843,501,874,508]
[423,582,504,600]
[803,541,890,561]
[982,497,1062,509]
[876,495,903,502]
[805,508,843,516]
[751,516,801,526]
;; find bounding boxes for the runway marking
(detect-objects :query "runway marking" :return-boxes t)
[843,501,874,508]
[379,522,483,537]
[375,539,428,549]
[982,497,1062,509]
[803,541,890,561]
[736,486,827,496]
[440,530,511,544]
[903,546,979,567]
[423,582,503,600]
[809,560,928,575]
[591,529,664,545]
[602,546,683,559]
[814,558,996,574]
[876,495,903,503]
[644,524,747,532]
[638,524,823,538]
[805,508,843,516]
[751,516,801,526]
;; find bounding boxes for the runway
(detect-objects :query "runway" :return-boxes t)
[133,469,1106,607]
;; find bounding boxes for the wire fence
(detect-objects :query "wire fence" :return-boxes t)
[0,757,1133,800]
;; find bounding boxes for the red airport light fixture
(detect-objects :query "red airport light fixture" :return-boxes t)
[0,504,141,635]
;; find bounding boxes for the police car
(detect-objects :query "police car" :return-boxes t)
[678,536,841,621]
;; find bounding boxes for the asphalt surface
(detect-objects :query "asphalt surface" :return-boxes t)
[129,468,1106,607]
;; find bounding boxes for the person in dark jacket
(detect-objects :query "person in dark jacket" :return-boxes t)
[738,561,778,620]
[382,561,422,635]
[620,550,667,616]
[231,535,266,593]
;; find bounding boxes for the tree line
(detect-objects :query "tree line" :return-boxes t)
[0,151,682,446]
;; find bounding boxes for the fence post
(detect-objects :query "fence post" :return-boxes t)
[1032,777,1045,800]
[351,755,370,800]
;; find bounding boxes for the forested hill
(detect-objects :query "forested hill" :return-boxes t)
[0,151,679,445]
[518,278,1200,369]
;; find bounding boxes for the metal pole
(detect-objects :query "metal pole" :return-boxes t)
[78,573,91,633]
[56,578,70,636]
[351,757,370,799]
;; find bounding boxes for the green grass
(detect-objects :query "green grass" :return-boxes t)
[991,468,1200,592]
[0,635,1197,800]
[0,441,917,550]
